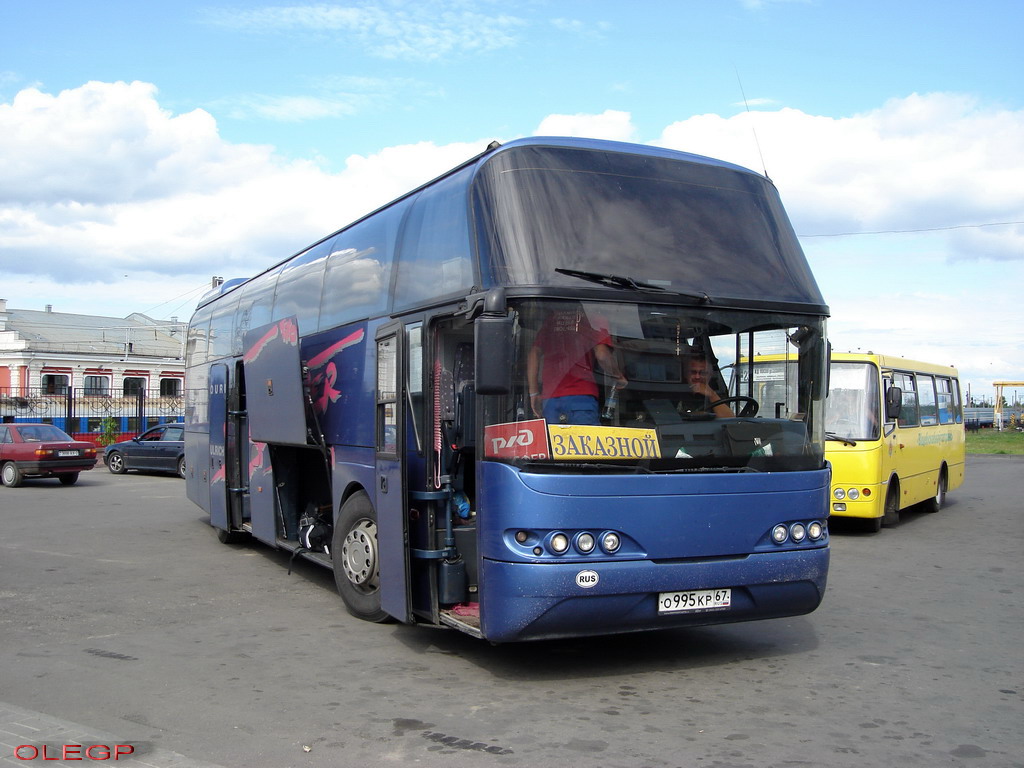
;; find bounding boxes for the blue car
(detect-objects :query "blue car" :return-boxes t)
[105,423,185,478]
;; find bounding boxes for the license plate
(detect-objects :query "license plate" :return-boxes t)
[57,450,79,457]
[658,588,732,614]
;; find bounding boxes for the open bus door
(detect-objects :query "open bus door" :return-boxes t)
[374,323,412,623]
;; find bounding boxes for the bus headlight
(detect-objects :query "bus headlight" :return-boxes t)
[808,521,824,540]
[790,523,807,543]
[833,488,846,500]
[575,532,596,554]
[549,533,570,554]
[771,524,789,544]
[847,488,860,500]
[600,531,621,553]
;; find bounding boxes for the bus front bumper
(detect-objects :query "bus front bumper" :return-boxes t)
[477,547,829,643]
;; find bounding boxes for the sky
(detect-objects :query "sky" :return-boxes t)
[1,0,1022,401]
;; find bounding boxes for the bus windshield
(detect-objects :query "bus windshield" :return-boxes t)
[479,298,827,473]
[474,145,823,307]
[825,362,881,441]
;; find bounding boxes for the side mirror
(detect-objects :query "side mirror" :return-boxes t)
[885,386,903,420]
[475,315,513,395]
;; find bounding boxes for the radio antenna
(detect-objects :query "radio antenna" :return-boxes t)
[735,68,770,180]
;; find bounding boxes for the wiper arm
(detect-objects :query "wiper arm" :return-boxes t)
[826,432,857,446]
[555,268,711,304]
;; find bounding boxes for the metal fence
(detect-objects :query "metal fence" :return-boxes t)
[0,387,183,442]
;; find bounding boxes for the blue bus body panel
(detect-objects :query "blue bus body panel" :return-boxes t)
[476,462,830,642]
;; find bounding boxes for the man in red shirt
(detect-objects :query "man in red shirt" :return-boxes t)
[527,306,627,424]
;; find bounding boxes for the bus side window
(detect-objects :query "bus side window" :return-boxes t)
[895,372,919,427]
[936,377,954,424]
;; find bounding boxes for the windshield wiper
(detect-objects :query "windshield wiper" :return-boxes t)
[826,432,857,446]
[555,268,711,303]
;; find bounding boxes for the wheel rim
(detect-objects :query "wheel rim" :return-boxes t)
[341,519,379,592]
[935,473,947,507]
[2,464,14,484]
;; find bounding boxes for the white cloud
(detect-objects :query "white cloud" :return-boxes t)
[534,109,637,142]
[0,81,488,298]
[654,93,1024,262]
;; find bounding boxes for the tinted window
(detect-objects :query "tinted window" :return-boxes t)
[186,307,212,367]
[320,208,402,329]
[394,169,474,309]
[209,293,240,361]
[272,239,333,335]
[234,266,283,351]
[474,145,822,305]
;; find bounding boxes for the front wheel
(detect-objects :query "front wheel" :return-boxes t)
[107,451,127,474]
[923,468,947,513]
[2,462,24,488]
[882,481,901,527]
[177,455,186,478]
[332,491,391,623]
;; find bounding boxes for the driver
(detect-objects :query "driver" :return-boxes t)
[680,356,734,418]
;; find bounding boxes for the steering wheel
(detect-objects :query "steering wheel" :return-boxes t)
[707,396,759,417]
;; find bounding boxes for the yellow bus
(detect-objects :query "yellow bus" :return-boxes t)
[732,352,965,532]
[824,353,965,530]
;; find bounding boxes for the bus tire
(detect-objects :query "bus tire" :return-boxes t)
[216,527,248,545]
[924,467,947,513]
[2,462,24,488]
[882,481,900,527]
[332,491,391,623]
[863,515,882,534]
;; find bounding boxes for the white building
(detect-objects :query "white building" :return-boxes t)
[0,298,185,433]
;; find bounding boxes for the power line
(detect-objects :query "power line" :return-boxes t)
[799,220,1024,238]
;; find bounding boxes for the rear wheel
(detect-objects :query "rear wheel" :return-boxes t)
[107,451,127,474]
[58,472,79,486]
[2,462,24,488]
[923,468,947,513]
[332,491,390,623]
[882,481,901,527]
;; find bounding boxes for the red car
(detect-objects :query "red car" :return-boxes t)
[0,423,97,487]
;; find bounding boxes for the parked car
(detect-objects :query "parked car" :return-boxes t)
[105,423,186,478]
[0,422,97,487]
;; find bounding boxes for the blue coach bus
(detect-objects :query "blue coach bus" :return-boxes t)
[185,137,831,643]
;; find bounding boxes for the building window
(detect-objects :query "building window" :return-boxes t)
[160,378,181,397]
[42,374,69,395]
[84,376,110,396]
[123,377,146,396]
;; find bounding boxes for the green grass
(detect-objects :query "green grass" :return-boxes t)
[966,428,1024,455]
